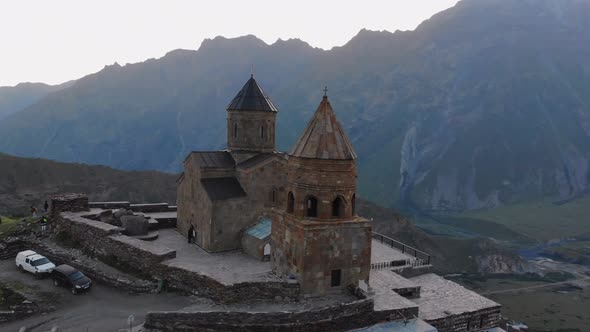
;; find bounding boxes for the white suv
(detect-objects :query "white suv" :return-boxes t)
[15,250,56,277]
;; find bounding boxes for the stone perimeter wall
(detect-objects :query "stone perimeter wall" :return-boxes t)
[54,213,176,271]
[144,299,418,332]
[427,306,502,332]
[53,211,300,304]
[160,263,299,303]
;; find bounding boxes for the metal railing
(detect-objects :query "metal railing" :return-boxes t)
[372,232,431,266]
[371,259,412,271]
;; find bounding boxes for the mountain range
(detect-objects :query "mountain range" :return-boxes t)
[0,81,72,120]
[0,0,589,214]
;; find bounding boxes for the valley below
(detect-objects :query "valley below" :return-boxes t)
[449,259,590,331]
[410,195,590,331]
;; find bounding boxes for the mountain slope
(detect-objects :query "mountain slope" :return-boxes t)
[0,153,177,216]
[0,0,589,213]
[0,81,74,120]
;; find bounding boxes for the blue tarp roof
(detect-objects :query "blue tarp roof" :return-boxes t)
[245,217,272,240]
[353,318,437,332]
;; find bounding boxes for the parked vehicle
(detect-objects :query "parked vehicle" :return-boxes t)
[15,250,56,277]
[51,264,92,294]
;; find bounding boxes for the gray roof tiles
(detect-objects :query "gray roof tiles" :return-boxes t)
[236,153,275,169]
[200,177,247,201]
[191,151,235,169]
[227,76,279,113]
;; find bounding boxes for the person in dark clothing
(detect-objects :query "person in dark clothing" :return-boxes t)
[44,201,49,213]
[188,226,195,243]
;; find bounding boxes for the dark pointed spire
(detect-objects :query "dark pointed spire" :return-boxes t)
[226,76,278,112]
[290,95,356,160]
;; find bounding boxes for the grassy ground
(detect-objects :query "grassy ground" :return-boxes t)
[0,282,26,310]
[0,215,40,240]
[0,216,19,240]
[488,284,590,331]
[414,214,534,244]
[451,274,590,332]
[456,196,590,242]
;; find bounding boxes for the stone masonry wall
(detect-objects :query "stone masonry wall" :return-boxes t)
[177,159,213,250]
[54,213,176,272]
[210,197,256,252]
[50,193,89,215]
[144,299,418,332]
[272,211,372,295]
[237,158,287,211]
[156,263,300,303]
[227,110,276,152]
[88,201,131,209]
[427,306,502,332]
[0,238,26,260]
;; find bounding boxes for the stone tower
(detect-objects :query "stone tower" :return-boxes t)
[226,75,278,154]
[271,94,372,295]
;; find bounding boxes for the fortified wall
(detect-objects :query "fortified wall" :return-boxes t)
[49,194,300,304]
[143,299,416,332]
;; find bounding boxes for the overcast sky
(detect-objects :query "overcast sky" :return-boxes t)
[1,1,459,86]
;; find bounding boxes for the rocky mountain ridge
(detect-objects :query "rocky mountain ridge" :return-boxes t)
[1,0,589,213]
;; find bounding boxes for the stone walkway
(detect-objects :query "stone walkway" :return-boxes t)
[156,229,278,285]
[409,273,500,321]
[371,240,418,264]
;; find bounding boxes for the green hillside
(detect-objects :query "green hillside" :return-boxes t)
[457,196,590,242]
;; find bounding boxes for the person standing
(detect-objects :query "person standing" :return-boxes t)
[31,206,37,218]
[43,201,49,213]
[188,226,194,243]
[40,216,48,232]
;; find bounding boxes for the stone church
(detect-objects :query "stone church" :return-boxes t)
[177,75,371,295]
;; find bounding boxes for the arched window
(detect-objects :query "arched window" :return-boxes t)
[287,192,295,213]
[260,125,265,140]
[233,123,238,139]
[332,196,346,218]
[351,194,356,216]
[270,188,277,205]
[305,196,318,218]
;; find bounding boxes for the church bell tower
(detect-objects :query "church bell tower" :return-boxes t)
[226,75,277,153]
[271,92,372,295]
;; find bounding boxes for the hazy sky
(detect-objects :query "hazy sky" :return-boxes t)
[1,1,458,86]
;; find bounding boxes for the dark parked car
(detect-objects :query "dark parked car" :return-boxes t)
[51,264,92,294]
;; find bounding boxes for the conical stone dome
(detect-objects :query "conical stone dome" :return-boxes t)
[290,96,356,160]
[226,75,278,112]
